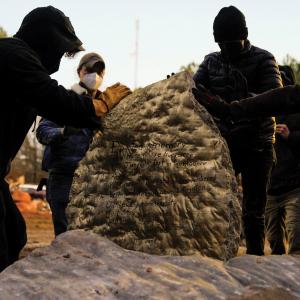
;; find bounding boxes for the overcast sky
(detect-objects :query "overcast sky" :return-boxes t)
[1,0,300,89]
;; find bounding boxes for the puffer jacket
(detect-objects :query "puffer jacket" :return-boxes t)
[193,40,282,148]
[36,119,92,173]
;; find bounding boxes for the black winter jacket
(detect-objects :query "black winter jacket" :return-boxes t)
[0,7,101,178]
[268,114,300,195]
[193,40,282,148]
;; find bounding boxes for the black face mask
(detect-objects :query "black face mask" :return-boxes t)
[219,40,244,62]
[40,52,63,75]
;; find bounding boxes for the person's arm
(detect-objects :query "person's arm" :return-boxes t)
[193,84,300,120]
[193,56,210,89]
[7,47,103,129]
[276,121,300,153]
[257,52,283,93]
[230,85,300,119]
[36,119,64,146]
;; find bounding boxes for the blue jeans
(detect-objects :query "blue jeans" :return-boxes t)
[47,171,74,236]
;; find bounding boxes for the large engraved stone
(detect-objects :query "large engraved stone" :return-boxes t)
[68,72,241,260]
[0,231,299,300]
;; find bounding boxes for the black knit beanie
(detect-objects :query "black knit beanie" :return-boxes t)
[213,6,248,42]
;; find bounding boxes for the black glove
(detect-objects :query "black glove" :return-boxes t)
[192,85,230,119]
[63,126,81,137]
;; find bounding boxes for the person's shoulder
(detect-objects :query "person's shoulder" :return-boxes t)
[2,38,41,65]
[200,51,221,68]
[0,37,32,54]
[250,44,275,60]
[204,51,221,61]
[39,118,60,128]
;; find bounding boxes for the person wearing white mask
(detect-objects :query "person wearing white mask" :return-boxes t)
[36,53,110,236]
[72,52,106,98]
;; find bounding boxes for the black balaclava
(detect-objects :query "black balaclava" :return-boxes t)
[213,6,248,62]
[15,6,83,74]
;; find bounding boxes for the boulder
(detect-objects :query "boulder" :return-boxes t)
[68,71,241,260]
[0,230,299,300]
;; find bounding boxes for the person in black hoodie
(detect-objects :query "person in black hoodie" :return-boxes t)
[0,6,131,271]
[193,6,282,255]
[265,66,300,254]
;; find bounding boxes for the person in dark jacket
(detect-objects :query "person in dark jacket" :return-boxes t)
[37,53,105,236]
[193,6,282,255]
[193,74,300,253]
[265,66,300,254]
[0,6,131,271]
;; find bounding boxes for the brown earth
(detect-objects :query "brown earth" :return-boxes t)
[20,211,54,258]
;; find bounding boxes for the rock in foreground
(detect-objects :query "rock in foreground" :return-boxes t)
[0,231,299,300]
[68,72,241,260]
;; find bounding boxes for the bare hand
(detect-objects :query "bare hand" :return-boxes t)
[276,124,290,140]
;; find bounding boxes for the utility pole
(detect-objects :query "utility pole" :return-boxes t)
[134,19,139,89]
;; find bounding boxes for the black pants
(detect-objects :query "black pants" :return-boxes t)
[0,179,27,271]
[229,144,274,255]
[266,187,300,254]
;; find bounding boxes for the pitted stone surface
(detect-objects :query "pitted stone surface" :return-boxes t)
[0,231,299,300]
[68,72,241,260]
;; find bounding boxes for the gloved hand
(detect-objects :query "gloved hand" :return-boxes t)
[63,126,81,136]
[192,85,230,119]
[93,83,132,117]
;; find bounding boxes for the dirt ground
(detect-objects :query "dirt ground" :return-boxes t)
[20,211,54,258]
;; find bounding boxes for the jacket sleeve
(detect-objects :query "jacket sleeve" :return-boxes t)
[230,85,300,119]
[193,56,210,89]
[7,48,101,129]
[257,52,283,93]
[36,119,64,146]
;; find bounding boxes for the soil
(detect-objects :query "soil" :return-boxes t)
[20,211,54,258]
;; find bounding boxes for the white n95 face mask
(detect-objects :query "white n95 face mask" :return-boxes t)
[82,72,103,91]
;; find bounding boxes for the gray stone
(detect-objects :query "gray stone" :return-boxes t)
[0,231,299,300]
[68,71,241,260]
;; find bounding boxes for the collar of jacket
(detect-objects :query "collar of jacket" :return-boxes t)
[239,39,252,56]
[70,83,89,95]
[220,39,252,63]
